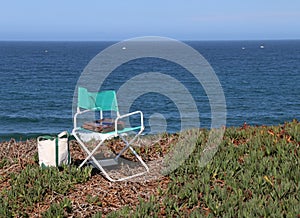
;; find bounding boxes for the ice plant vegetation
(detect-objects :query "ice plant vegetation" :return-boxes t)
[0,120,299,217]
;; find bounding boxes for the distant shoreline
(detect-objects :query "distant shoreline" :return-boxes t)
[0,39,300,42]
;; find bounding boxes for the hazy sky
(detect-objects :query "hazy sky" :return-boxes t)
[1,0,300,41]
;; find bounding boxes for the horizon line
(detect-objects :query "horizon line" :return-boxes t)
[0,38,300,42]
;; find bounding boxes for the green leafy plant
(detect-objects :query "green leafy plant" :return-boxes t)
[1,121,299,217]
[0,164,92,217]
[42,198,72,217]
[107,120,300,217]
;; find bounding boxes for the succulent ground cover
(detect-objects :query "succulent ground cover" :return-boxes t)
[0,120,299,217]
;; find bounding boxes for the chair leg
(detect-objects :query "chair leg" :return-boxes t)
[72,129,105,168]
[117,134,149,173]
[72,129,149,182]
[79,139,105,168]
[116,133,140,159]
[102,133,149,181]
[128,145,149,173]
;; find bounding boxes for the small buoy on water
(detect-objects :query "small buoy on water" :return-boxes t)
[44,50,48,53]
[242,47,246,50]
[260,45,264,49]
[122,47,126,50]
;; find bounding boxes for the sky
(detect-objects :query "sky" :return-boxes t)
[0,0,300,41]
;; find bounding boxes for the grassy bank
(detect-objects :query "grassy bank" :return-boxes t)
[0,120,299,217]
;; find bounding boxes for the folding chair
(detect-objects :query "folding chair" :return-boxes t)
[72,87,149,182]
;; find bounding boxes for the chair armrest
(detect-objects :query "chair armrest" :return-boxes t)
[115,111,144,134]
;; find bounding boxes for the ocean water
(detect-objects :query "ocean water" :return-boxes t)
[0,40,299,141]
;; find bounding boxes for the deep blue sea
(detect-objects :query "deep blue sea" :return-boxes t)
[0,40,299,141]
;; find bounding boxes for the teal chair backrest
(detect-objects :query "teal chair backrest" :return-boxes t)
[78,87,119,112]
